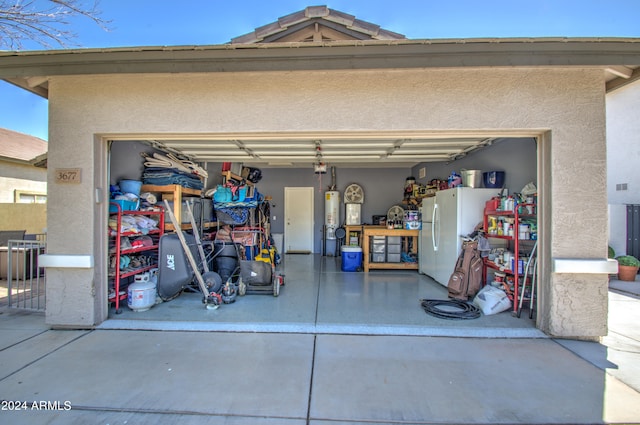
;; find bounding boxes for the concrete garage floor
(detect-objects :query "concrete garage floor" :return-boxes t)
[101,254,544,337]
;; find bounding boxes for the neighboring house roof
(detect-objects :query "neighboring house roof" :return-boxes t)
[0,128,47,164]
[231,5,405,44]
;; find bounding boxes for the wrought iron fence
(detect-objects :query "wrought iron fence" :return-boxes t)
[3,238,46,310]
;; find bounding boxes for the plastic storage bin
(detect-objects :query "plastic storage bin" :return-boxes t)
[109,199,139,213]
[386,253,402,263]
[482,171,505,189]
[341,246,363,271]
[371,253,385,262]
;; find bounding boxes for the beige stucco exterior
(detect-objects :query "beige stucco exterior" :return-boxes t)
[44,67,608,338]
[0,160,47,233]
[0,203,46,234]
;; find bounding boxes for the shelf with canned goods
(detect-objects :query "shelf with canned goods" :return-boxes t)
[482,202,537,313]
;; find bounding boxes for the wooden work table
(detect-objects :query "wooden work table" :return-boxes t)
[362,227,419,272]
[344,224,384,246]
[140,184,209,231]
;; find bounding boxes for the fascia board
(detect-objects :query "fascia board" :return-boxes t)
[0,38,639,79]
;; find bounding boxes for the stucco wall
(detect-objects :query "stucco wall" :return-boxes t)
[606,79,640,206]
[606,80,640,257]
[45,68,608,338]
[0,160,47,234]
[0,204,46,233]
[0,160,47,203]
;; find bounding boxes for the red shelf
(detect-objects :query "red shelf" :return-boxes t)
[118,264,158,279]
[483,203,537,313]
[483,259,515,275]
[109,202,164,313]
[120,245,160,255]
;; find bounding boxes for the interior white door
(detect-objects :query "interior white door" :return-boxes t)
[284,187,314,253]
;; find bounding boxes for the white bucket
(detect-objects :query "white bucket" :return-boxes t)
[127,280,157,312]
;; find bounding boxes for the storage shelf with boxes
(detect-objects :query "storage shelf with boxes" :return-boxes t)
[362,228,419,272]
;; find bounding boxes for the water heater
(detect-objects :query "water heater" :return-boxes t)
[325,190,340,240]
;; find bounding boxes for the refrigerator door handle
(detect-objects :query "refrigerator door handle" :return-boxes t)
[432,203,438,251]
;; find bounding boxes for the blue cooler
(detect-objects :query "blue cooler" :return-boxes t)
[341,246,362,272]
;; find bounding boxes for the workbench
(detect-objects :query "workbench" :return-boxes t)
[362,227,419,272]
[141,184,204,230]
[344,224,385,246]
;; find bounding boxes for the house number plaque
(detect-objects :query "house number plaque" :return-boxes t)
[55,168,82,184]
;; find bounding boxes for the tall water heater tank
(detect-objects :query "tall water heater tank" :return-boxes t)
[325,191,340,240]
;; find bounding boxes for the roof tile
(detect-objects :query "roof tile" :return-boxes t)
[278,10,308,28]
[324,9,356,27]
[254,21,284,39]
[305,5,329,18]
[230,5,405,44]
[349,19,381,37]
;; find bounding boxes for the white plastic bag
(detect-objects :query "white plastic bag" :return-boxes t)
[521,182,537,196]
[473,285,511,315]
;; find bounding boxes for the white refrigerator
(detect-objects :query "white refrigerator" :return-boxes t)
[419,187,498,286]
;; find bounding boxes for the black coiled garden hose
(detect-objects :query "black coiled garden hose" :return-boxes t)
[419,299,481,320]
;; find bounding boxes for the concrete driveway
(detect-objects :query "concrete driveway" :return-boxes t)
[0,283,639,424]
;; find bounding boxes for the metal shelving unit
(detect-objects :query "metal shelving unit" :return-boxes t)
[108,202,164,313]
[483,202,537,313]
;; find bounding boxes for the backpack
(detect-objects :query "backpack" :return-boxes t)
[447,240,483,300]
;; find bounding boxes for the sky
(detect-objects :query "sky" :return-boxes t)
[1,0,639,141]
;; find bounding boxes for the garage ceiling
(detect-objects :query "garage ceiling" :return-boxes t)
[143,135,496,168]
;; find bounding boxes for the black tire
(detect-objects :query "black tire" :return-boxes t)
[202,271,223,293]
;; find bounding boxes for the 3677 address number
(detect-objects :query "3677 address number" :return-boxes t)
[55,168,81,184]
